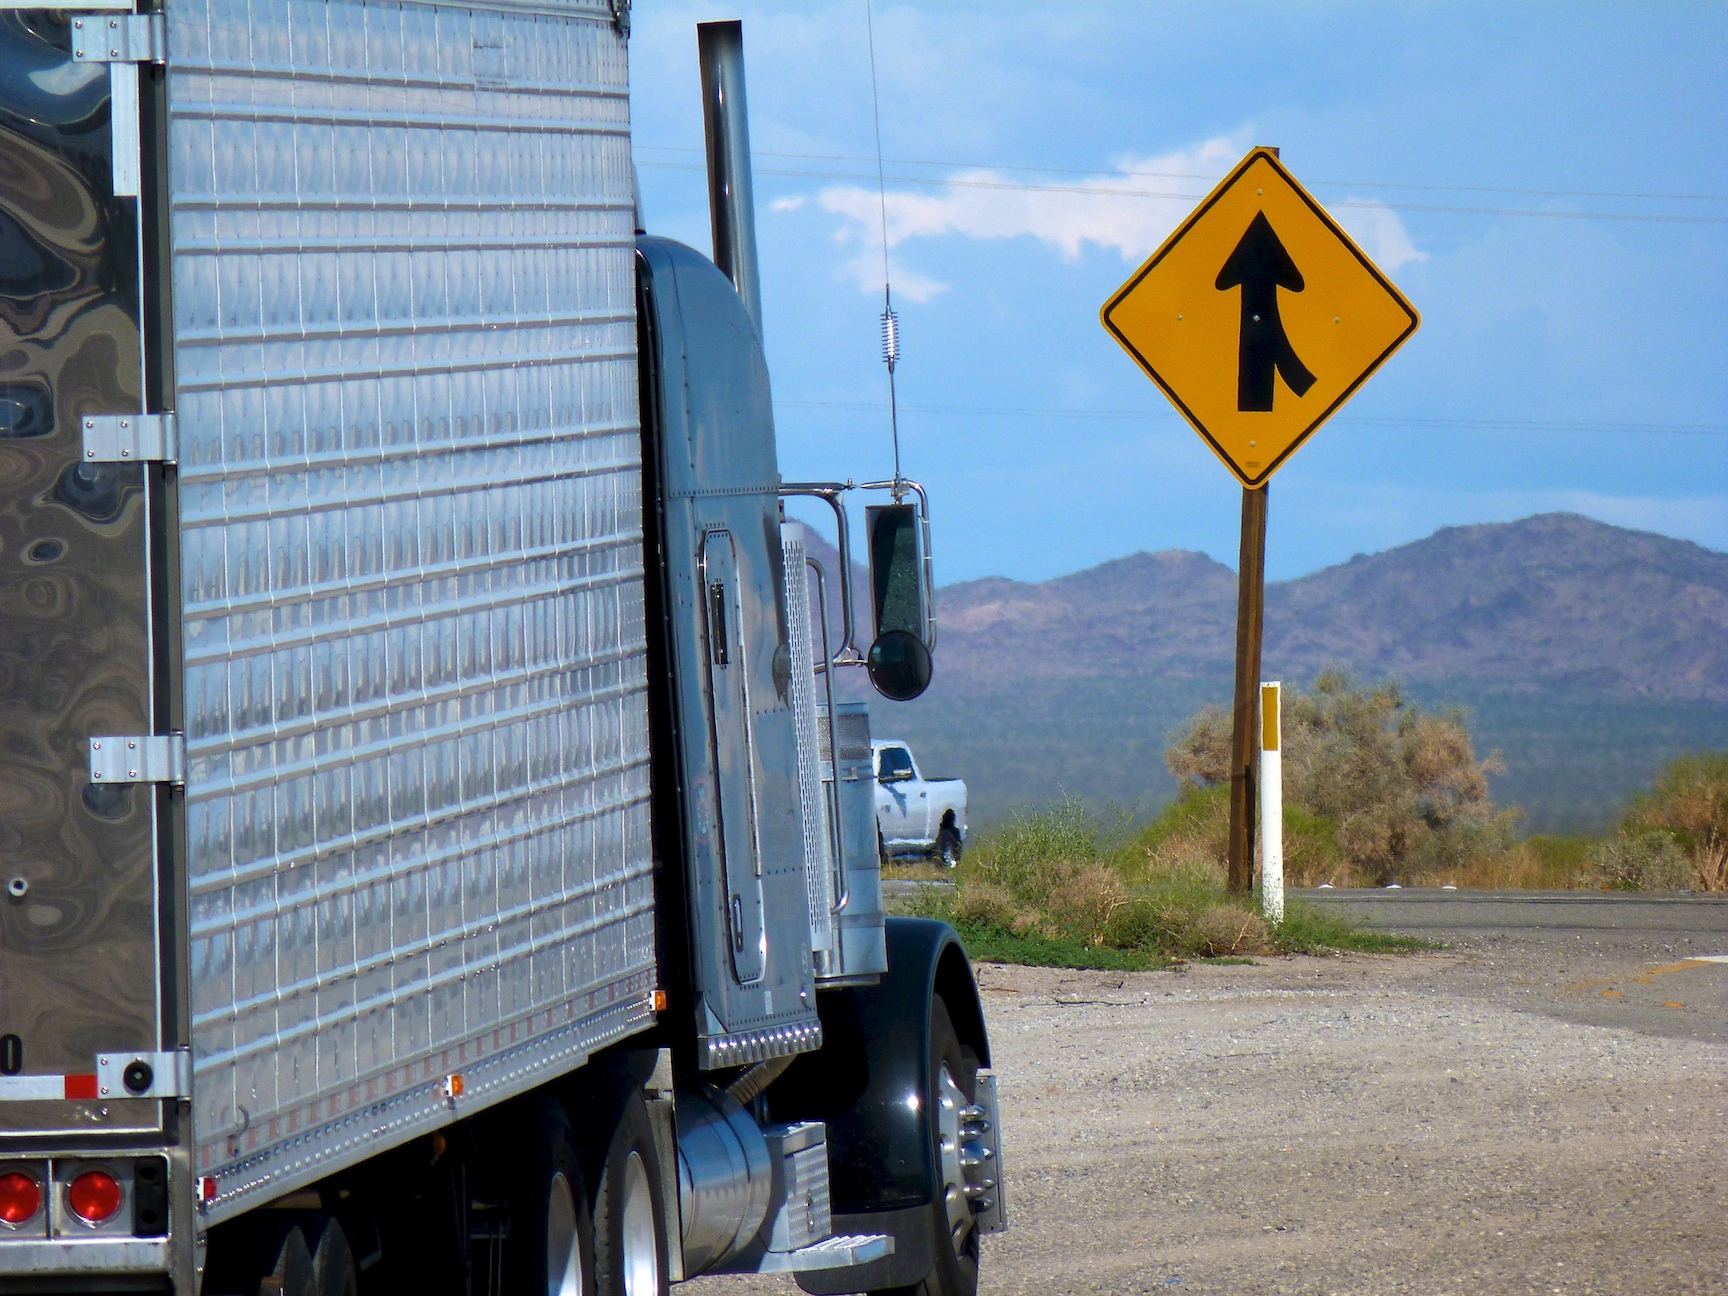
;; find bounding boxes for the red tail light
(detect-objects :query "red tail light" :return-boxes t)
[67,1171,121,1224]
[0,1172,40,1225]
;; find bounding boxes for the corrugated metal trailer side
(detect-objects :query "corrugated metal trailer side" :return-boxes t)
[166,0,655,1219]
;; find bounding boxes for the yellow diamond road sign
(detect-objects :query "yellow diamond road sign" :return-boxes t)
[1101,147,1419,488]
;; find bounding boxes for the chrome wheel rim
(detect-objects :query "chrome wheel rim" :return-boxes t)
[620,1150,660,1296]
[935,1062,972,1253]
[546,1170,584,1296]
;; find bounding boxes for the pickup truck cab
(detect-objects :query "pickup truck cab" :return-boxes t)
[875,740,969,867]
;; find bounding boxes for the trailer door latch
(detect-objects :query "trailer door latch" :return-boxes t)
[81,413,178,465]
[90,735,187,787]
[96,1050,193,1099]
[70,13,167,64]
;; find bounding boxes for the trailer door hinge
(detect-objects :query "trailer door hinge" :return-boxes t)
[95,1049,193,1100]
[70,13,166,64]
[81,412,177,465]
[90,734,186,787]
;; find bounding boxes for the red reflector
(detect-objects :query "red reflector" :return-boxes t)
[68,1171,121,1224]
[63,1075,98,1100]
[0,1172,40,1225]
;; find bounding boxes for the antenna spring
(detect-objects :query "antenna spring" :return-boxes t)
[880,307,900,373]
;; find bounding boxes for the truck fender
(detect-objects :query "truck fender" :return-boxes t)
[765,917,990,1294]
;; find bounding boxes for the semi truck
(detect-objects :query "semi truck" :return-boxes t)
[0,5,1005,1296]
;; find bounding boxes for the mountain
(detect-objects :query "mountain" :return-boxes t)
[848,514,1728,834]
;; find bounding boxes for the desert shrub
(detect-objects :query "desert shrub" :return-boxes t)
[1622,752,1728,851]
[1693,836,1728,894]
[1282,804,1352,886]
[940,799,1420,965]
[951,882,1022,931]
[1620,751,1728,890]
[962,799,1099,900]
[1164,671,1512,885]
[1585,831,1691,891]
[1191,905,1271,957]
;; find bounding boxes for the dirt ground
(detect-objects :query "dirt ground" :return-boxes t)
[708,923,1728,1295]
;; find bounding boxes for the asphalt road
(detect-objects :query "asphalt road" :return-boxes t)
[1299,887,1728,1043]
[708,890,1728,1295]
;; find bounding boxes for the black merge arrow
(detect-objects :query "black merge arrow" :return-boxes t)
[1215,211,1316,412]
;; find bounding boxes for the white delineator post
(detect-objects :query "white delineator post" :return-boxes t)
[1259,681,1284,924]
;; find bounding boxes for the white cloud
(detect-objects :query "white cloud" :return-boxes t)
[770,195,807,213]
[1334,199,1429,272]
[805,134,1430,297]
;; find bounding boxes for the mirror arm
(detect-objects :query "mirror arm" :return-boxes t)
[859,476,937,650]
[780,481,864,665]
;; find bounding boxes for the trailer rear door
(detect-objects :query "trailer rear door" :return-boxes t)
[0,10,165,1135]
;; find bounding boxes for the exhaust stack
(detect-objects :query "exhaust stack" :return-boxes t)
[697,21,764,336]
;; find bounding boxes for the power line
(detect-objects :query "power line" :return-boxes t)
[634,159,1728,226]
[633,143,1728,206]
[776,398,1728,437]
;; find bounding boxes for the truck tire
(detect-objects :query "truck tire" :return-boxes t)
[306,1217,357,1296]
[506,1100,596,1296]
[871,997,980,1296]
[258,1224,315,1296]
[593,1092,669,1296]
[934,824,962,870]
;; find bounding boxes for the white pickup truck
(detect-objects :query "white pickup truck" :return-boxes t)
[874,740,970,867]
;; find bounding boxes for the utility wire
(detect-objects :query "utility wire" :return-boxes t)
[634,158,1728,225]
[634,143,1728,205]
[776,399,1728,437]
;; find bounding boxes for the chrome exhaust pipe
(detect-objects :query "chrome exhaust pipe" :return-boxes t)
[697,20,764,337]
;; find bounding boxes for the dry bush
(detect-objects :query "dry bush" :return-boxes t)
[1432,842,1582,890]
[1623,752,1728,850]
[1585,832,1691,892]
[1165,671,1511,885]
[952,882,1022,931]
[1193,905,1271,957]
[1043,865,1134,944]
[1142,835,1226,888]
[1165,705,1233,793]
[1692,836,1728,893]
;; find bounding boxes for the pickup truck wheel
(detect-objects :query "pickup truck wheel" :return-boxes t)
[934,825,962,870]
[870,997,980,1296]
[594,1092,669,1296]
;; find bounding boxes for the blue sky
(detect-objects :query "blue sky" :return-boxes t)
[629,3,1728,583]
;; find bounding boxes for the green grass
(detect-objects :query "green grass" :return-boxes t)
[1272,899,1438,954]
[951,923,1172,972]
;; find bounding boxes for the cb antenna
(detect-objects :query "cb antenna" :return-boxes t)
[864,0,905,500]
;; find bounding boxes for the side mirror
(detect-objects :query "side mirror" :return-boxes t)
[865,503,933,700]
[866,629,932,703]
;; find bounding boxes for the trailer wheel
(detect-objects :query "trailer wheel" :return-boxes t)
[259,1224,315,1296]
[871,997,980,1296]
[507,1100,596,1296]
[305,1217,357,1296]
[593,1092,669,1296]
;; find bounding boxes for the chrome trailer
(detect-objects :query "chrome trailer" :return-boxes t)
[0,2,1002,1294]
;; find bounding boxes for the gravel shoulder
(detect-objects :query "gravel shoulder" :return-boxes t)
[708,913,1728,1295]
